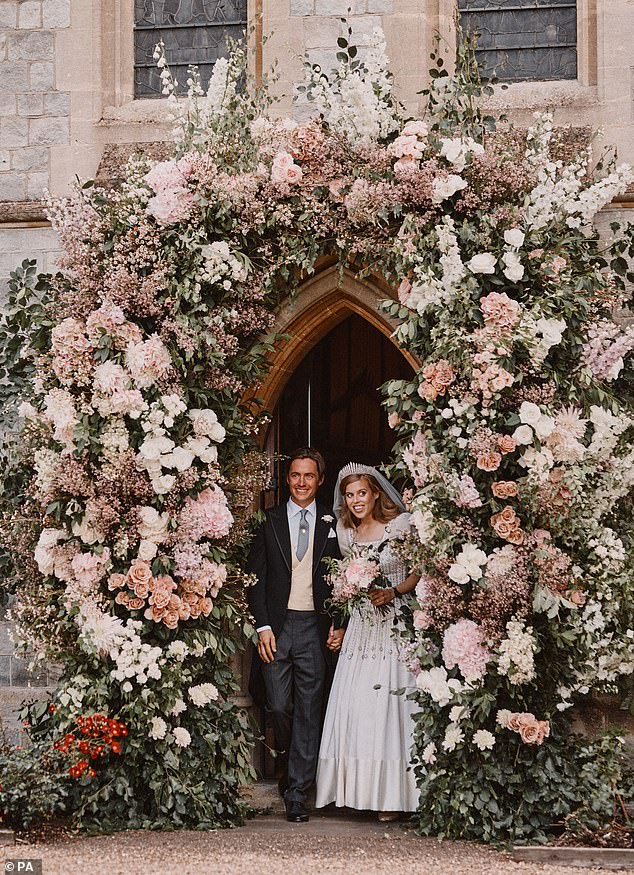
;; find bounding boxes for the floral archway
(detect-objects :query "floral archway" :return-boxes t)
[1,27,634,841]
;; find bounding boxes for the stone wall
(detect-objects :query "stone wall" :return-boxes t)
[0,0,71,204]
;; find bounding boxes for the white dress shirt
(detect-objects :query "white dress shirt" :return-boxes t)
[256,499,317,634]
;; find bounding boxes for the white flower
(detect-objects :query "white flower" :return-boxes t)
[185,436,219,464]
[172,727,191,747]
[34,528,66,575]
[411,508,435,544]
[138,539,158,561]
[431,174,468,204]
[533,414,555,440]
[496,709,512,729]
[504,228,525,248]
[149,716,167,740]
[122,681,133,693]
[188,683,219,707]
[137,506,170,543]
[502,250,525,282]
[513,424,534,445]
[473,729,496,751]
[449,705,469,723]
[171,699,187,716]
[498,619,536,685]
[448,543,487,585]
[519,401,543,426]
[139,434,175,464]
[536,317,566,346]
[321,514,334,523]
[165,446,195,472]
[442,722,464,752]
[167,641,188,661]
[416,666,463,706]
[18,401,38,419]
[422,742,437,764]
[467,253,497,274]
[152,474,176,495]
[188,409,226,443]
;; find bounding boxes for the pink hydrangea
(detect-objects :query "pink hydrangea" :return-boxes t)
[442,619,490,681]
[71,548,111,589]
[145,160,196,226]
[480,292,521,331]
[178,487,234,542]
[126,334,172,388]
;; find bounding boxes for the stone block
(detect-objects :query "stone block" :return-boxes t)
[29,60,54,89]
[0,172,26,201]
[0,60,29,92]
[315,0,367,12]
[0,150,9,171]
[44,91,70,116]
[303,16,342,48]
[10,655,48,686]
[0,32,6,60]
[0,93,16,116]
[8,31,53,62]
[0,116,28,148]
[29,115,68,145]
[26,169,47,198]
[18,0,41,28]
[42,0,69,28]
[0,622,13,654]
[366,0,392,10]
[290,0,314,14]
[347,14,382,44]
[11,144,47,170]
[17,91,43,117]
[0,2,17,28]
[306,48,339,74]
[0,655,9,685]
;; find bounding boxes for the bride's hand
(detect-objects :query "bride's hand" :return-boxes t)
[327,626,345,652]
[369,586,396,606]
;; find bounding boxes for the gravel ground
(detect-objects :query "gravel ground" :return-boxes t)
[5,813,603,875]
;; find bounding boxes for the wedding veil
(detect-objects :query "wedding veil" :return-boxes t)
[333,462,406,515]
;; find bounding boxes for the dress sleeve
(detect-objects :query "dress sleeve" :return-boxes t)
[336,519,354,557]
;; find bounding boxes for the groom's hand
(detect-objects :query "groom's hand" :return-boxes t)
[326,625,345,652]
[258,629,277,663]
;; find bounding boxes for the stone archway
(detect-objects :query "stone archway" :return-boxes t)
[249,264,419,418]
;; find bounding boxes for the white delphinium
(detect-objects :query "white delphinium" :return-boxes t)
[33,448,61,499]
[587,405,632,458]
[588,528,626,576]
[442,722,465,752]
[149,716,168,740]
[437,216,467,297]
[566,164,634,228]
[473,729,496,751]
[204,56,235,116]
[188,683,219,707]
[497,619,536,685]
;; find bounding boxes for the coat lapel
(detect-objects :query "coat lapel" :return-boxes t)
[270,504,292,573]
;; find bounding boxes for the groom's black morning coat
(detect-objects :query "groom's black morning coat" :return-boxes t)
[246,501,342,647]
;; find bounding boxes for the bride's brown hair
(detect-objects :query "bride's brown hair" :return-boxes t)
[338,473,401,529]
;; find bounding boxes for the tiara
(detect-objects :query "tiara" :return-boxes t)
[338,463,377,479]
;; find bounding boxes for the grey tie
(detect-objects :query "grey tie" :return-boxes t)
[296,509,309,561]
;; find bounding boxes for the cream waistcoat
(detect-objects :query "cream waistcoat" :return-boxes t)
[287,525,315,611]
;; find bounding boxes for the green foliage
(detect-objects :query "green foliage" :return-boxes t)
[0,731,69,831]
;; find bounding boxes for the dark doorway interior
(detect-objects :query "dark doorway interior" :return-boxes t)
[267,313,415,506]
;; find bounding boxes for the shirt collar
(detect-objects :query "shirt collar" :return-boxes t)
[287,498,316,517]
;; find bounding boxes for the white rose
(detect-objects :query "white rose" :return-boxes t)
[138,539,158,561]
[185,436,218,464]
[431,174,468,204]
[172,727,191,748]
[502,251,525,282]
[139,435,175,463]
[504,228,525,248]
[137,506,170,541]
[448,563,470,585]
[519,401,543,426]
[170,446,195,472]
[533,415,555,439]
[467,253,497,274]
[440,137,466,170]
[34,528,65,575]
[536,317,566,345]
[152,474,176,495]
[513,424,534,445]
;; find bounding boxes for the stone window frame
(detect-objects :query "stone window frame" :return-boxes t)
[437,0,597,91]
[101,0,261,115]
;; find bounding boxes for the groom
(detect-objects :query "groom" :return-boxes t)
[247,447,343,823]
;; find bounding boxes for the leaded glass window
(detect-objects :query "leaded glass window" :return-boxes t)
[134,0,247,98]
[458,0,577,82]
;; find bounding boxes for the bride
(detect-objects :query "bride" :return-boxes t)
[315,463,420,820]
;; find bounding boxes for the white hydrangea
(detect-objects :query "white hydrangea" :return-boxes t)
[188,683,219,707]
[448,543,488,585]
[200,240,246,288]
[416,666,463,706]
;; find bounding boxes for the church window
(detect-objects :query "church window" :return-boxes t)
[134,0,248,98]
[457,0,577,82]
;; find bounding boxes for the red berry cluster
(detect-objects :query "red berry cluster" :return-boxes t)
[54,713,128,779]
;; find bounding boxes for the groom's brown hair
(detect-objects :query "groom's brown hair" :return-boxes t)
[288,447,326,480]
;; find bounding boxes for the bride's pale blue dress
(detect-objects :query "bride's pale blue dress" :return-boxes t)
[315,512,419,812]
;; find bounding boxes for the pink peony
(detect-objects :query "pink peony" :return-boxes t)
[442,619,490,681]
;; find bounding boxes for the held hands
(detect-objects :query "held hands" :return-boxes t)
[326,624,345,652]
[257,629,277,663]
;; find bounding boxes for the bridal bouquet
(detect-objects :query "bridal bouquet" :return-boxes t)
[325,548,389,618]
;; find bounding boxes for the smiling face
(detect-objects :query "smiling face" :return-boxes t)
[344,476,380,523]
[287,457,323,508]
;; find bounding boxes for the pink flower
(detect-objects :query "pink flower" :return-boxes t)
[126,335,172,388]
[271,150,303,185]
[479,292,521,331]
[178,487,234,542]
[442,619,490,681]
[145,160,196,226]
[71,548,110,588]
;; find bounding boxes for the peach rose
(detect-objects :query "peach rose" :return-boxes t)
[178,602,191,621]
[519,720,547,745]
[388,412,400,428]
[500,506,517,524]
[132,580,150,599]
[167,594,182,611]
[491,481,519,499]
[507,528,524,545]
[128,559,153,589]
[200,597,213,616]
[477,452,502,472]
[163,610,179,629]
[115,591,130,606]
[507,713,525,732]
[127,597,144,611]
[568,589,587,606]
[108,573,127,591]
[418,381,438,402]
[497,435,517,454]
[150,589,171,610]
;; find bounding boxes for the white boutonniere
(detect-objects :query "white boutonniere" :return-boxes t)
[322,514,334,523]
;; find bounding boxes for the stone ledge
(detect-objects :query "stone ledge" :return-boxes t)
[0,200,48,225]
[0,829,15,847]
[512,846,634,870]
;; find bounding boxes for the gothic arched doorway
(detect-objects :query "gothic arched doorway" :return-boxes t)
[268,313,415,504]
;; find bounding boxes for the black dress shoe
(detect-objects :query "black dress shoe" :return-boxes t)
[285,800,309,823]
